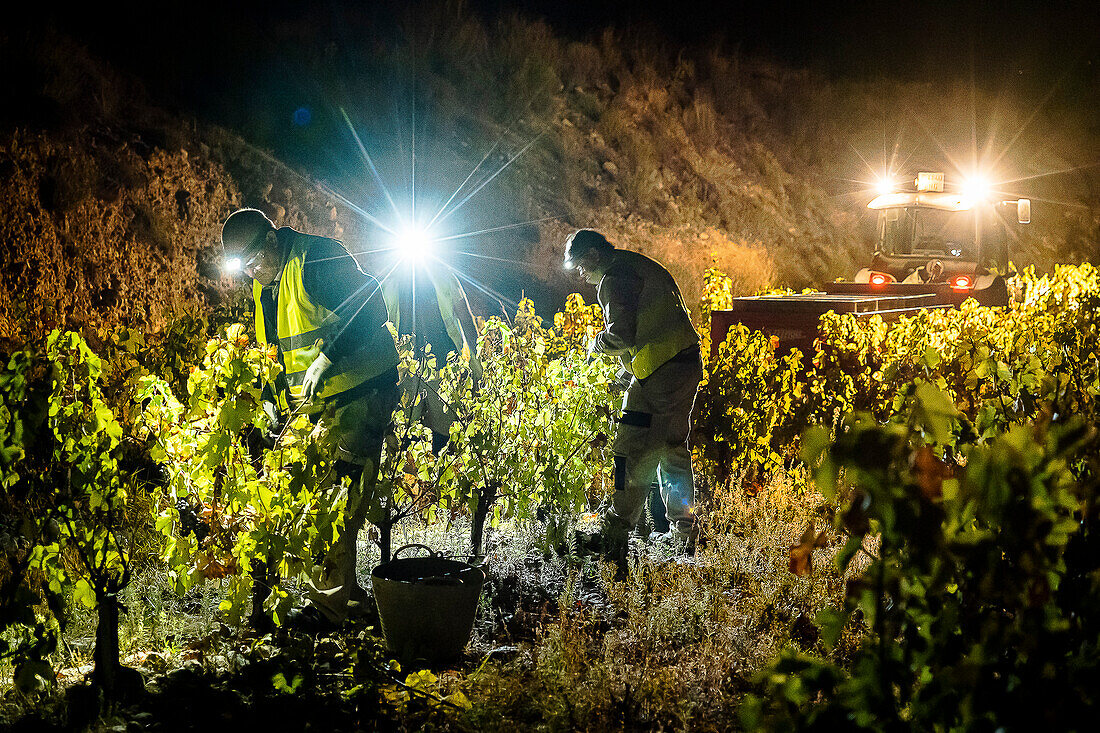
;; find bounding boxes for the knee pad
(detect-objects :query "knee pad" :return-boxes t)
[614,455,627,493]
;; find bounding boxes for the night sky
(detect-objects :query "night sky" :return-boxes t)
[491,0,1097,84]
[26,0,1098,115]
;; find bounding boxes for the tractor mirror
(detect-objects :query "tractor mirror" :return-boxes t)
[1017,199,1031,224]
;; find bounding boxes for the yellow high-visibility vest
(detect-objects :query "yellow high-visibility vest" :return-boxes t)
[253,234,397,404]
[382,269,484,379]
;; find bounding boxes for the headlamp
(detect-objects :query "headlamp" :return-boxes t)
[223,241,265,276]
[395,225,436,264]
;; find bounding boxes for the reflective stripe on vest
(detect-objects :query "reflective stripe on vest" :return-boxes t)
[253,285,290,412]
[252,238,385,402]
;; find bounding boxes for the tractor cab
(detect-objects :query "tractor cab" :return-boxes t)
[835,171,1031,305]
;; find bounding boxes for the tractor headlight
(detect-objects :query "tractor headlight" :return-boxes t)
[961,175,992,203]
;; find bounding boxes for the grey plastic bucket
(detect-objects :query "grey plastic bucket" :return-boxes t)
[371,544,486,662]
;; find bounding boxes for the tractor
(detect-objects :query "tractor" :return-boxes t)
[710,170,1032,358]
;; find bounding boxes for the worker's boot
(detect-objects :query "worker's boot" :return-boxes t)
[345,582,375,618]
[284,604,340,635]
[598,519,630,565]
[648,520,697,558]
[575,514,630,574]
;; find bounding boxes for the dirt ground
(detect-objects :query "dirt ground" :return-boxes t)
[1,475,860,732]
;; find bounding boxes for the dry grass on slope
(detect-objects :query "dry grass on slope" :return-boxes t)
[0,33,390,343]
[383,9,1093,298]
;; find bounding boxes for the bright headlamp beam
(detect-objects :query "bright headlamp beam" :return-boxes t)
[427,139,503,230]
[432,131,545,228]
[224,257,243,274]
[396,225,436,263]
[435,215,563,242]
[340,107,402,222]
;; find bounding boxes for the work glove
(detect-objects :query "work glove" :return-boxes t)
[611,367,633,395]
[260,400,285,448]
[586,336,600,363]
[262,399,280,426]
[301,352,333,400]
[614,368,633,390]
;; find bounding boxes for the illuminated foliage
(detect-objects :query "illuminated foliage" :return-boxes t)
[743,390,1100,730]
[1,264,1097,724]
[0,331,140,699]
[693,323,803,488]
[375,297,618,558]
[136,324,343,626]
[699,263,1100,484]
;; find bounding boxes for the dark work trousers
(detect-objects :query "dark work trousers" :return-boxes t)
[606,349,702,536]
[305,367,399,623]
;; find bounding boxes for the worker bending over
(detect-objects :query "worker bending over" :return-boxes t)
[221,208,399,630]
[564,229,702,555]
[383,266,481,453]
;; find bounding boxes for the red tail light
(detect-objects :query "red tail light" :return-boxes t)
[869,272,892,286]
[950,275,973,290]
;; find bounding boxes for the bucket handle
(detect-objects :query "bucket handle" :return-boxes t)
[392,543,440,560]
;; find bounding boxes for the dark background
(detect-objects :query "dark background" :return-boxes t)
[37,1,1100,83]
[3,0,1096,317]
[24,1,1098,158]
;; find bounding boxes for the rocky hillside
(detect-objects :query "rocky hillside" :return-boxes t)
[1,13,1095,342]
[0,32,369,343]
